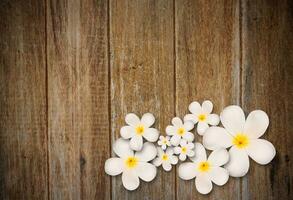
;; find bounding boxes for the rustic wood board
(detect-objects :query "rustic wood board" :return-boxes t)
[0,0,48,199]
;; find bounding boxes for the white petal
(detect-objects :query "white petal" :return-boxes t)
[209,167,229,186]
[162,162,172,171]
[122,170,139,191]
[244,110,269,139]
[174,147,181,154]
[161,144,167,150]
[178,162,198,180]
[179,153,187,161]
[170,135,181,146]
[136,162,157,182]
[225,146,249,177]
[184,121,194,131]
[104,158,123,176]
[135,142,157,162]
[187,150,195,157]
[120,126,135,139]
[183,132,194,142]
[184,114,198,124]
[246,139,276,165]
[130,135,143,151]
[189,101,202,115]
[152,157,162,166]
[220,105,245,135]
[125,113,140,126]
[203,127,233,150]
[172,117,183,126]
[190,142,207,162]
[195,174,213,194]
[202,100,213,114]
[166,148,174,155]
[113,138,134,158]
[166,125,176,136]
[187,142,195,149]
[158,140,163,145]
[208,148,229,167]
[207,114,220,126]
[180,139,187,146]
[157,147,164,156]
[197,122,209,135]
[170,155,178,165]
[143,128,159,142]
[141,113,155,128]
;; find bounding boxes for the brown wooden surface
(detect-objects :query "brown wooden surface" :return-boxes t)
[0,0,292,199]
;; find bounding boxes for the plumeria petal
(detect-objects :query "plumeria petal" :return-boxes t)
[113,138,134,158]
[220,105,245,135]
[120,126,135,139]
[143,128,159,142]
[202,100,213,114]
[225,146,249,177]
[207,114,220,126]
[183,132,194,142]
[104,158,124,176]
[135,142,156,162]
[208,148,229,167]
[122,170,139,191]
[184,114,198,124]
[172,117,183,126]
[203,127,233,150]
[197,122,209,135]
[209,167,229,186]
[162,162,172,171]
[190,142,207,162]
[170,135,181,146]
[152,157,162,166]
[166,125,176,136]
[136,162,157,182]
[141,113,155,128]
[179,154,187,161]
[189,101,202,115]
[130,135,143,151]
[125,113,140,126]
[178,162,198,180]
[195,174,213,194]
[170,155,178,165]
[244,110,269,139]
[184,121,194,131]
[246,139,276,165]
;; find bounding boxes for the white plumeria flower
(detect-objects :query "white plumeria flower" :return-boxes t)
[120,113,159,151]
[174,139,195,161]
[184,100,220,135]
[157,135,171,150]
[166,117,194,146]
[152,147,178,171]
[179,143,229,194]
[105,138,157,191]
[203,105,276,177]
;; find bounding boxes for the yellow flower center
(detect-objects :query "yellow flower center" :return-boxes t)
[135,125,145,135]
[198,114,207,122]
[233,133,249,149]
[163,140,167,144]
[198,161,210,172]
[177,127,185,136]
[125,157,138,169]
[162,154,169,161]
[181,147,187,153]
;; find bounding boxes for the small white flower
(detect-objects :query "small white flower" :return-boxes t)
[157,136,171,150]
[184,100,220,135]
[120,113,159,151]
[152,147,178,171]
[105,138,157,191]
[179,143,229,194]
[174,139,195,161]
[166,117,194,146]
[203,105,276,177]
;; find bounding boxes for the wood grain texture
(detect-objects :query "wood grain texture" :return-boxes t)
[47,0,110,199]
[0,0,48,199]
[241,0,293,199]
[110,0,175,199]
[175,0,242,199]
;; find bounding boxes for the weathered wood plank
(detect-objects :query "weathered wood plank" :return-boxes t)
[241,0,293,199]
[0,0,48,199]
[175,0,241,199]
[110,0,175,199]
[47,0,110,199]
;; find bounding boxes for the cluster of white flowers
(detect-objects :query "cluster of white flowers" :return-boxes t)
[105,100,276,194]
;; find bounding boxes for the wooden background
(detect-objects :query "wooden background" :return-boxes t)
[0,0,292,199]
